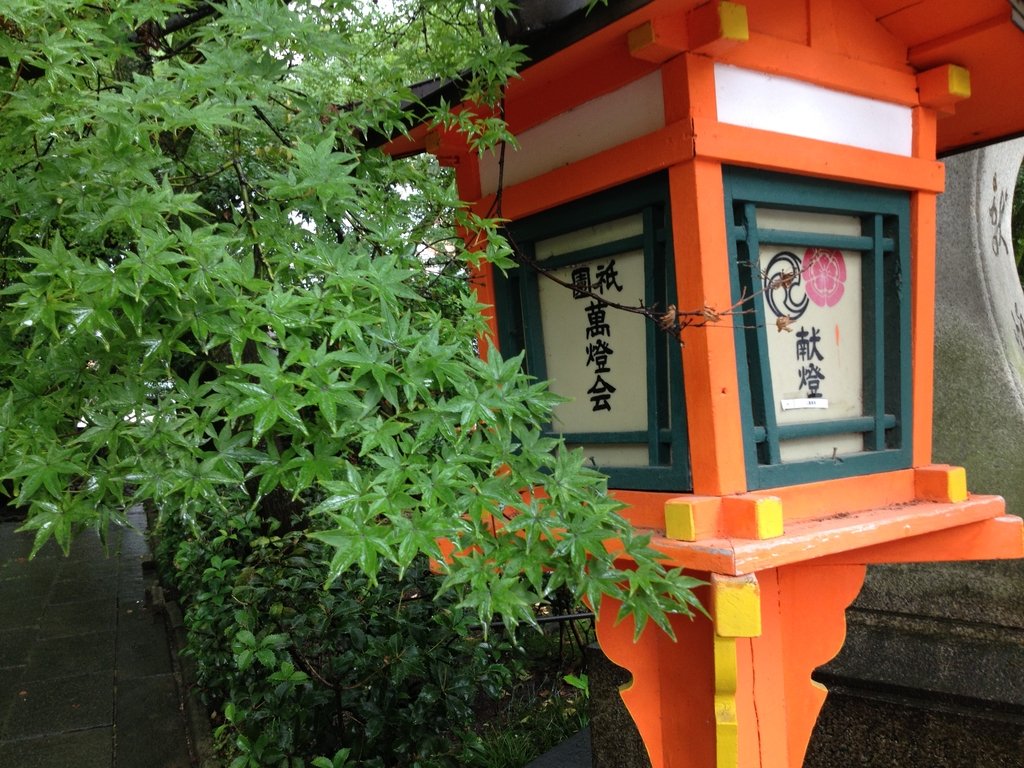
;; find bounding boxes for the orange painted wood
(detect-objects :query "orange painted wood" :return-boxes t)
[759,469,917,522]
[595,587,717,768]
[470,262,500,358]
[818,514,1024,566]
[808,0,909,68]
[380,122,432,159]
[806,0,840,51]
[715,31,917,104]
[913,106,939,162]
[915,464,966,502]
[874,0,1005,50]
[612,475,904,533]
[692,118,947,192]
[472,119,695,222]
[738,569,789,767]
[917,65,972,114]
[597,510,1020,768]
[911,190,938,466]
[595,561,869,768]
[453,149,482,204]
[612,490,683,530]
[502,16,658,137]
[629,17,688,63]
[776,563,867,767]
[687,1,749,56]
[614,471,918,534]
[504,52,657,137]
[670,159,748,497]
[643,494,1008,575]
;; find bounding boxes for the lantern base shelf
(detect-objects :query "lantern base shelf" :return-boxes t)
[642,494,1020,576]
[598,484,1023,768]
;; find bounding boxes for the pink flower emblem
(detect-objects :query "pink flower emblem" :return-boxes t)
[802,248,846,307]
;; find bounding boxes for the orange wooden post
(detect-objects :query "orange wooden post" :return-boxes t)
[385,2,1024,766]
[595,483,1023,768]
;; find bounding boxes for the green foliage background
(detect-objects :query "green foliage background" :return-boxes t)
[0,0,702,641]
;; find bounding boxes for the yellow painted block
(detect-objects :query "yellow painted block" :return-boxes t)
[627,21,657,53]
[717,1,750,43]
[712,573,761,638]
[715,699,739,768]
[947,465,968,502]
[713,634,738,692]
[947,64,972,99]
[664,496,720,541]
[751,496,783,539]
[713,634,740,768]
[665,500,698,541]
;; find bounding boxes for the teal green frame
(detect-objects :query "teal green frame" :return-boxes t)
[495,174,691,491]
[724,168,913,489]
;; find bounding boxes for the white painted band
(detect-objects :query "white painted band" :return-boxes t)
[714,63,913,157]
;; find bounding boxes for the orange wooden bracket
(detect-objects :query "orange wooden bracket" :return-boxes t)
[598,477,1022,767]
[597,501,1022,768]
[628,3,750,64]
[628,16,688,63]
[687,1,749,56]
[596,563,867,768]
[914,463,967,502]
[917,64,971,115]
[665,494,783,541]
[424,128,465,168]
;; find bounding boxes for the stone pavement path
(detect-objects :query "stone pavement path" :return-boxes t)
[0,506,194,768]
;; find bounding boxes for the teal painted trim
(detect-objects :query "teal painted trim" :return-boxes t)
[643,205,662,467]
[492,269,523,360]
[730,225,895,253]
[724,179,762,484]
[744,202,782,466]
[724,168,909,217]
[755,449,910,487]
[509,178,669,242]
[776,414,896,440]
[868,214,887,451]
[594,466,691,491]
[519,245,549,383]
[754,414,896,443]
[724,167,914,491]
[756,230,892,252]
[498,172,692,493]
[893,207,913,458]
[536,235,646,270]
[662,201,692,490]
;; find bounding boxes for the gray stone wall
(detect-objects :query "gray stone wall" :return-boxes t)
[933,138,1024,515]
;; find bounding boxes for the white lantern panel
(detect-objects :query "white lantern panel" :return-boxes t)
[757,208,865,461]
[537,249,649,436]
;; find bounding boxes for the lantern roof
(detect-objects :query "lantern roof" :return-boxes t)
[503,0,1024,155]
[386,0,1024,157]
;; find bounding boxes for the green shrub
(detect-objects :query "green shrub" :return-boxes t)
[159,507,505,768]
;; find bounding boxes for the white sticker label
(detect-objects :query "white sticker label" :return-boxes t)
[780,398,830,411]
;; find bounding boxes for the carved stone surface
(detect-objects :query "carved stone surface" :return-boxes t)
[933,137,1024,517]
[808,138,1024,766]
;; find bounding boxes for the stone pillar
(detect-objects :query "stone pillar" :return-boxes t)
[806,139,1024,766]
